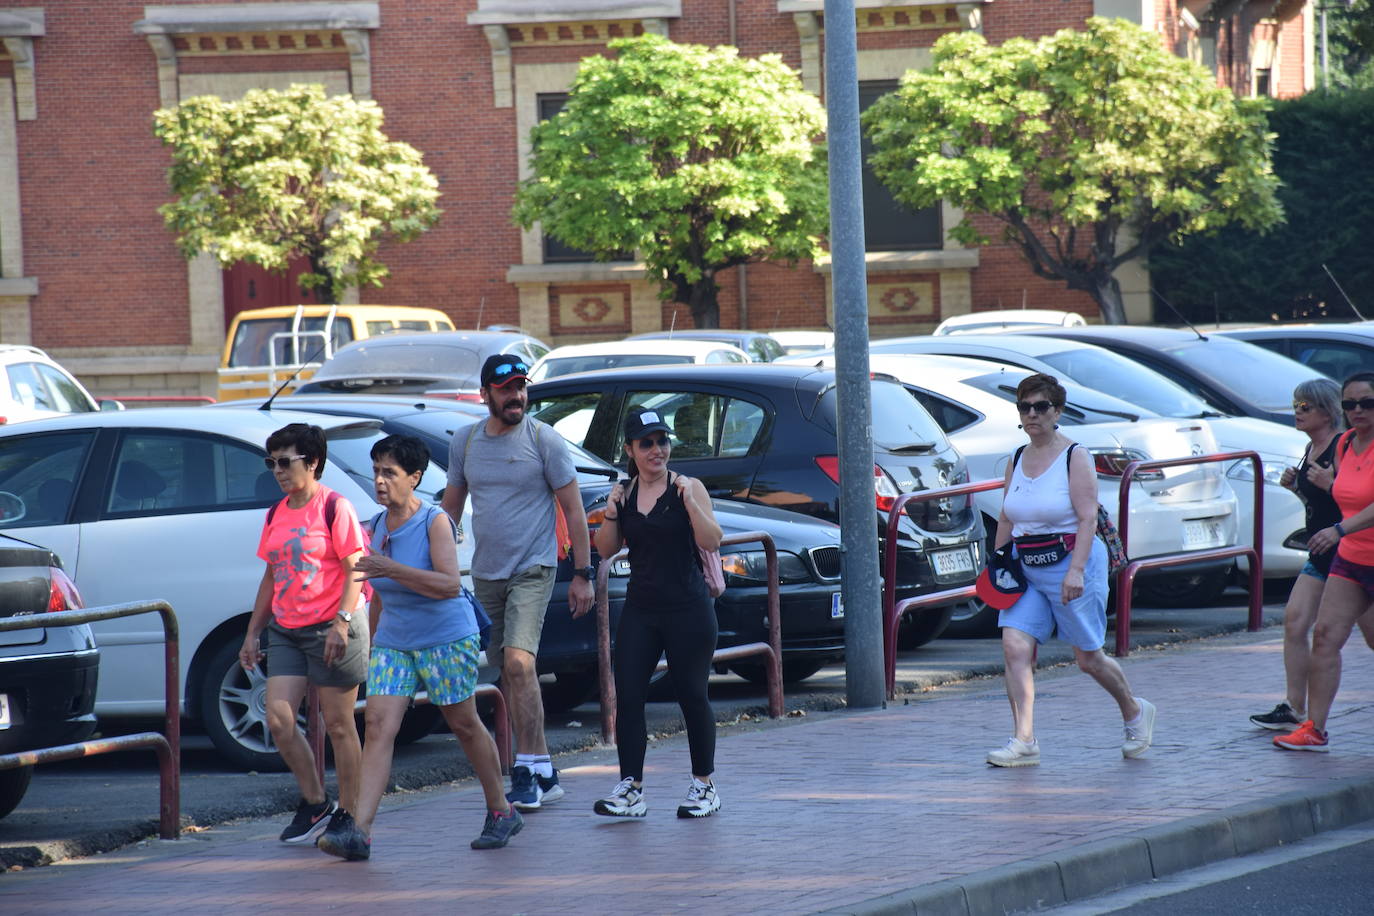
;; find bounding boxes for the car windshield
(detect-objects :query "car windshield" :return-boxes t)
[537,354,693,380]
[1038,348,1217,418]
[1163,337,1320,413]
[317,342,481,381]
[959,372,1148,424]
[229,317,354,368]
[818,380,949,450]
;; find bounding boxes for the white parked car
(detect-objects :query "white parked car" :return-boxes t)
[932,309,1087,336]
[806,352,1240,632]
[0,406,464,770]
[847,333,1310,579]
[528,338,749,382]
[0,344,109,423]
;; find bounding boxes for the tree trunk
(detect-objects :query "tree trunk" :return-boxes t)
[685,277,721,329]
[307,251,339,305]
[1091,273,1127,325]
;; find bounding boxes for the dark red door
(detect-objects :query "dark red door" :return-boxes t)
[222,257,320,326]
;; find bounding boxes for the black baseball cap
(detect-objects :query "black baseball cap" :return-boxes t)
[624,406,672,440]
[481,354,530,388]
[974,543,1027,610]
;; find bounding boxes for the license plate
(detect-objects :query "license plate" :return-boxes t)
[831,593,844,619]
[931,546,976,578]
[0,694,9,730]
[1183,517,1227,550]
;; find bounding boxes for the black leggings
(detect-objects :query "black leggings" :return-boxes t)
[613,599,718,781]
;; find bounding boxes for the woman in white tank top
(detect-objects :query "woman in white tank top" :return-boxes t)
[985,374,1156,768]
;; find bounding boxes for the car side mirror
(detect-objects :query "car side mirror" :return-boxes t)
[99,399,126,411]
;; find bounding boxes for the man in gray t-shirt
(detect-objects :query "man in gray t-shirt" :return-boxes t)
[442,353,593,812]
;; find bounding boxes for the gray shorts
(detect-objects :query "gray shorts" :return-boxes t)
[266,616,369,688]
[474,565,556,661]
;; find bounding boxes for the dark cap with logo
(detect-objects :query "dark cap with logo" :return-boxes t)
[974,543,1027,610]
[481,354,530,388]
[623,406,672,441]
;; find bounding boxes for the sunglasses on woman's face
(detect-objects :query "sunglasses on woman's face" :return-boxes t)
[636,434,670,450]
[1342,397,1374,412]
[264,455,307,471]
[1016,400,1055,415]
[1293,401,1315,413]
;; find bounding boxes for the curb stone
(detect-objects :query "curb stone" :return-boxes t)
[814,775,1374,915]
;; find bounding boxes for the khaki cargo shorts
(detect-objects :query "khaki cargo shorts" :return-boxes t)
[473,565,556,662]
[266,615,369,688]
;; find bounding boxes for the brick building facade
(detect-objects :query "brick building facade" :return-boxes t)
[0,1,1312,397]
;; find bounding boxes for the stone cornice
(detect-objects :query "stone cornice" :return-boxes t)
[0,8,44,38]
[507,262,648,285]
[811,249,979,274]
[134,2,379,35]
[778,0,989,11]
[468,2,680,26]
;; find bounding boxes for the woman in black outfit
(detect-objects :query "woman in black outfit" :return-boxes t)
[1250,377,1374,729]
[592,405,724,818]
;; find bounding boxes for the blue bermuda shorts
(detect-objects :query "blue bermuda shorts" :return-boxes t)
[367,634,481,707]
[999,537,1108,652]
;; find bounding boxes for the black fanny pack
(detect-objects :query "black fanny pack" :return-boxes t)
[1015,534,1076,567]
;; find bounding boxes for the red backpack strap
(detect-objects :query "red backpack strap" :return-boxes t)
[324,489,340,530]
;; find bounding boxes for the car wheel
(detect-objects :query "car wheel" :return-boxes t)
[1137,570,1230,608]
[541,669,599,714]
[729,658,826,685]
[199,634,298,772]
[940,598,1001,639]
[0,765,33,819]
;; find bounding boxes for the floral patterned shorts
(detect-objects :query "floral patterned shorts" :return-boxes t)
[367,634,481,706]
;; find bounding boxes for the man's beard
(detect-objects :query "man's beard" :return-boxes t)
[489,396,524,426]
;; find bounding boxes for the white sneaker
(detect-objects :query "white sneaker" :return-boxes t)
[676,779,720,819]
[593,777,646,818]
[987,737,1040,767]
[1123,698,1156,758]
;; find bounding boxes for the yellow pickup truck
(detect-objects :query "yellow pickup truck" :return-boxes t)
[217,304,456,401]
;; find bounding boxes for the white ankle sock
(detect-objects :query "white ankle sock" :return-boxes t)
[530,755,553,778]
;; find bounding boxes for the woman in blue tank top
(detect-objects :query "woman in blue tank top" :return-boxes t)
[317,435,521,861]
[986,374,1154,768]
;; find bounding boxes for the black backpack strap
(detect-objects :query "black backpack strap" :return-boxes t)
[1013,445,1026,469]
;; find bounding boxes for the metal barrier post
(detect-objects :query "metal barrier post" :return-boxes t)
[882,479,1004,698]
[1113,451,1264,656]
[596,532,783,746]
[0,600,180,840]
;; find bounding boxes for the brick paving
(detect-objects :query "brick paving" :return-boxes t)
[3,632,1374,915]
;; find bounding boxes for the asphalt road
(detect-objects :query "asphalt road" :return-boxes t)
[0,586,1286,868]
[1051,825,1374,915]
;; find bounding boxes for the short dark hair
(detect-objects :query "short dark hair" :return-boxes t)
[1015,373,1066,408]
[266,423,327,480]
[370,434,430,476]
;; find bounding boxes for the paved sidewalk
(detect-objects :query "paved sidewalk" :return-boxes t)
[3,630,1374,915]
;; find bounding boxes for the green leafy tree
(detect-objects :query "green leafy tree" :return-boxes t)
[864,18,1282,324]
[512,35,827,329]
[154,84,440,304]
[1150,87,1374,323]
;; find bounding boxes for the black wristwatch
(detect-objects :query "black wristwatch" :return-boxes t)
[573,565,597,581]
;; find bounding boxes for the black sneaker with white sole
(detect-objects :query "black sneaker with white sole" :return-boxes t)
[593,777,646,817]
[676,780,720,818]
[317,809,371,861]
[1250,702,1302,731]
[280,797,337,844]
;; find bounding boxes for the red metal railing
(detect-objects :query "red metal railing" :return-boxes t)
[306,682,512,786]
[596,531,783,744]
[882,480,1005,698]
[1113,451,1263,656]
[0,600,180,840]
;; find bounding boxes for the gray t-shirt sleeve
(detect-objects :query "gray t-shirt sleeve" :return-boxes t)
[537,420,577,492]
[448,421,478,490]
